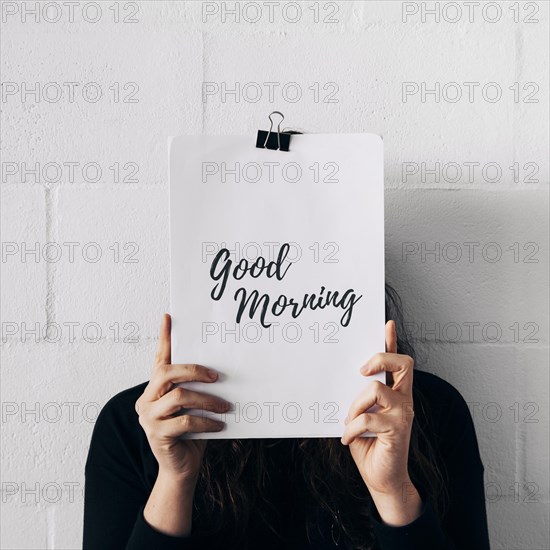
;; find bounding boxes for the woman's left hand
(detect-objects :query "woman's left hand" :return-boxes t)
[342,320,423,525]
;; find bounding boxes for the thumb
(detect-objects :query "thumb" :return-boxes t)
[385,320,397,354]
[155,313,171,366]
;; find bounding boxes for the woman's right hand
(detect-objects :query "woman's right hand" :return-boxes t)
[135,313,230,485]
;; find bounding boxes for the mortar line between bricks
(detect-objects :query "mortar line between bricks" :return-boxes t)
[2,185,548,192]
[515,348,522,490]
[513,22,525,496]
[411,341,550,349]
[1,337,548,348]
[201,30,205,134]
[512,23,523,179]
[44,184,58,325]
[47,505,55,549]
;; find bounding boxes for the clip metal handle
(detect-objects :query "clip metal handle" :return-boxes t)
[263,111,285,150]
[256,111,291,152]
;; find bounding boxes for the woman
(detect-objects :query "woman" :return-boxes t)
[83,285,490,549]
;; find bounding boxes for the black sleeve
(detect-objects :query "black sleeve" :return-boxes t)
[126,506,202,549]
[370,496,448,549]
[83,386,196,550]
[369,374,490,550]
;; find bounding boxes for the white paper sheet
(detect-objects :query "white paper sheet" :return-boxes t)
[169,133,385,438]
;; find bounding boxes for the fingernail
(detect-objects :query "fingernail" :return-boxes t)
[215,421,225,431]
[207,369,218,380]
[344,416,349,425]
[340,437,346,445]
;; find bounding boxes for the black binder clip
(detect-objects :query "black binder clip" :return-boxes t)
[256,111,291,152]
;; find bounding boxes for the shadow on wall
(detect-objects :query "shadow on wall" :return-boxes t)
[384,187,550,550]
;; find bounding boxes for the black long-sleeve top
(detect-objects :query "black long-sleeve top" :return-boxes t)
[83,370,490,549]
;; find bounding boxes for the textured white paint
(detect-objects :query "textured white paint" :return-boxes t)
[1,2,548,548]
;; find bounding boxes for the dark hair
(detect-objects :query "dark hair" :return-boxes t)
[194,283,448,549]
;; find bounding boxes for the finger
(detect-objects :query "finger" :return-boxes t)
[385,320,398,386]
[152,387,231,417]
[346,380,394,421]
[143,363,219,402]
[360,352,414,394]
[385,320,397,354]
[341,412,391,445]
[155,313,171,366]
[159,413,225,438]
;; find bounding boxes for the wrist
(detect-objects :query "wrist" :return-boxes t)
[157,468,199,490]
[368,480,423,527]
[144,472,197,537]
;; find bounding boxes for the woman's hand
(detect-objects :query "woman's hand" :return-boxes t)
[136,314,230,536]
[135,314,230,483]
[342,320,423,526]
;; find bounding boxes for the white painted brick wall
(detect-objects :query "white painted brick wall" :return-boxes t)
[1,2,548,549]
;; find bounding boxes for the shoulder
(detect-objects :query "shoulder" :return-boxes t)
[412,369,466,408]
[85,381,149,469]
[99,381,149,420]
[412,370,483,467]
[412,369,473,427]
[94,381,149,435]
